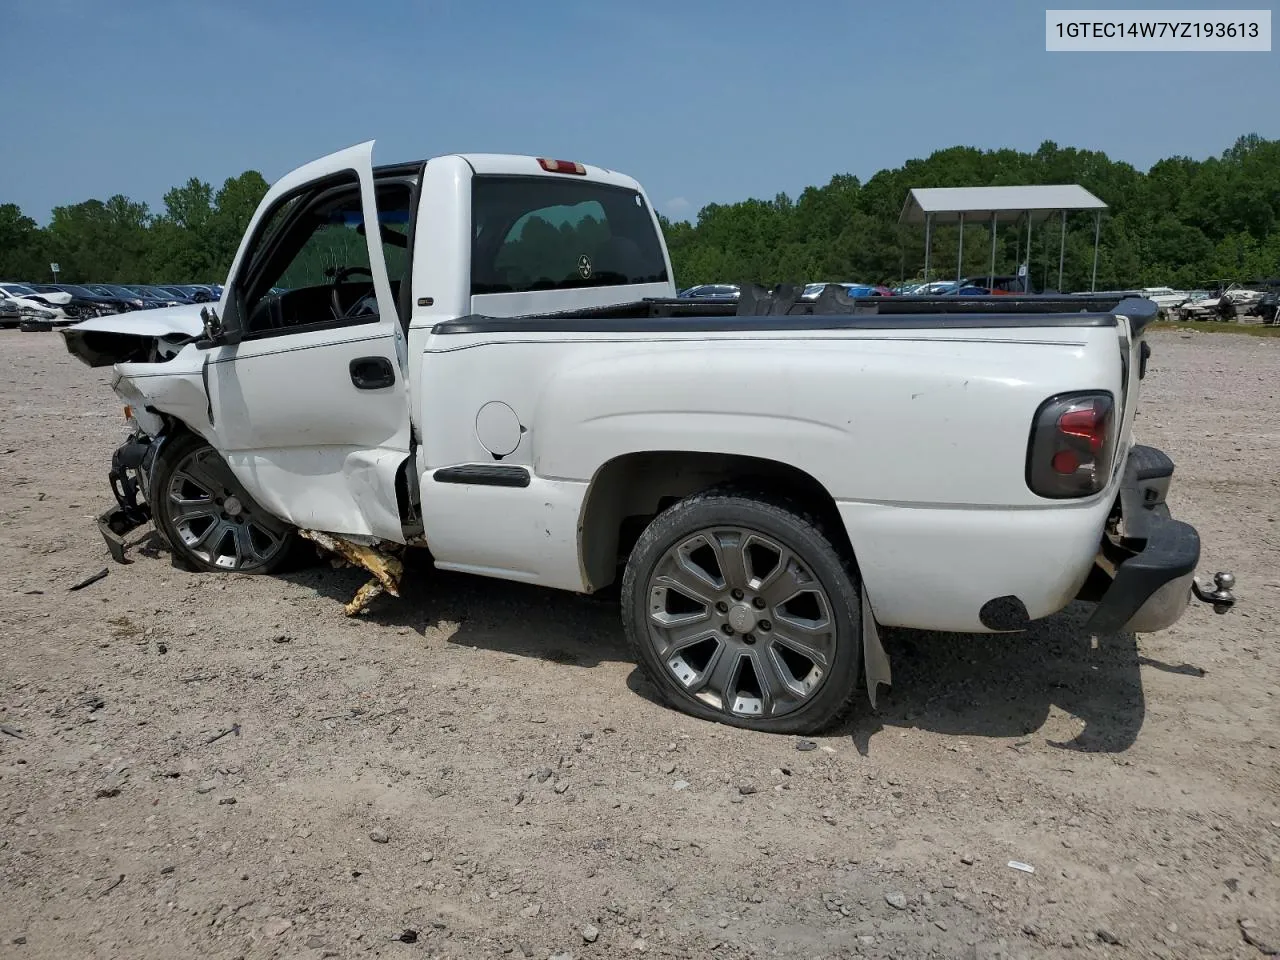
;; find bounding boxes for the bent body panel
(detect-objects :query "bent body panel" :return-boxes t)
[838,497,1113,632]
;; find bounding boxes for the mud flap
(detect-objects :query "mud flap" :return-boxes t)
[862,583,892,709]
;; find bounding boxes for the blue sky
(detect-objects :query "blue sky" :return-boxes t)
[1,0,1276,224]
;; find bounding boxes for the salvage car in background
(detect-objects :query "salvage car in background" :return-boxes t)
[0,282,82,323]
[120,285,185,308]
[32,283,126,317]
[801,282,890,299]
[85,284,147,311]
[174,284,219,302]
[678,283,740,299]
[1254,280,1279,324]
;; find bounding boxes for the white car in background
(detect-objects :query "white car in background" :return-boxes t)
[1141,286,1190,313]
[0,282,75,323]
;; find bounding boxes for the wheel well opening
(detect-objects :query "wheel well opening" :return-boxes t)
[578,451,852,592]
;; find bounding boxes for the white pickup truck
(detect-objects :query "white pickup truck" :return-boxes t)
[63,141,1235,734]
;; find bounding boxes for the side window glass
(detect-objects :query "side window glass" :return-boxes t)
[238,177,412,336]
[275,207,370,291]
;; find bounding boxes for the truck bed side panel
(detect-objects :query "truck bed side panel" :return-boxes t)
[415,327,1126,629]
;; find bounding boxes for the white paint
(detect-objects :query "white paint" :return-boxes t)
[421,474,588,590]
[66,304,205,338]
[203,142,411,542]
[475,401,522,457]
[96,140,1147,637]
[115,343,214,441]
[414,325,1127,630]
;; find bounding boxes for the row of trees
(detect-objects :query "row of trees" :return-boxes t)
[2,135,1278,291]
[661,134,1280,292]
[0,173,269,285]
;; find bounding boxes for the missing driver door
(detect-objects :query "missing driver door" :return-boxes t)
[205,142,414,542]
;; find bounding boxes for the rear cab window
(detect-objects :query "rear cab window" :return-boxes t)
[470,176,668,297]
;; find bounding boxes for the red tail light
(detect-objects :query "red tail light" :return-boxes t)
[537,158,587,175]
[1057,405,1107,454]
[1027,392,1116,498]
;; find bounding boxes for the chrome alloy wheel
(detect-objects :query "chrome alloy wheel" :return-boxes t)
[165,447,290,571]
[644,527,836,719]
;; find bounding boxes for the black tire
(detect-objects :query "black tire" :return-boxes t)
[150,432,296,574]
[621,489,862,734]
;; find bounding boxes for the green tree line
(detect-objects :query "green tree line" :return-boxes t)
[662,134,1280,292]
[0,172,270,285]
[2,135,1278,291]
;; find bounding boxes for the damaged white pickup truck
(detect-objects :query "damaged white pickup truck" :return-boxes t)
[64,141,1235,734]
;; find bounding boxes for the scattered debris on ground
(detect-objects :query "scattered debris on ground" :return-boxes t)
[0,330,1276,959]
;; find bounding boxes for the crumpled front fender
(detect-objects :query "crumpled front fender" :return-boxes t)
[112,344,214,442]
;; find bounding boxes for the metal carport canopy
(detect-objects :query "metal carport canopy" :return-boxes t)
[898,184,1108,291]
[899,185,1107,224]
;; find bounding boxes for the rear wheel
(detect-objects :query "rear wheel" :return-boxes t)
[621,490,862,734]
[151,433,295,573]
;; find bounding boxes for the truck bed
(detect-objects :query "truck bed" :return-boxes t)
[432,285,1158,335]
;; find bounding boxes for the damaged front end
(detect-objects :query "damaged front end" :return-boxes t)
[94,430,407,616]
[97,430,163,563]
[65,308,213,563]
[66,308,409,616]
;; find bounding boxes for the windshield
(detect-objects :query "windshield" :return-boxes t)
[1,283,38,296]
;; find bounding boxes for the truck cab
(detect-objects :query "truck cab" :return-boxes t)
[94,144,675,546]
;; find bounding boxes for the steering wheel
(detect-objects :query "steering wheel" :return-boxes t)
[328,266,374,320]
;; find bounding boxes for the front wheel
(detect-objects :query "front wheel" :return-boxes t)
[150,433,296,573]
[621,490,862,734]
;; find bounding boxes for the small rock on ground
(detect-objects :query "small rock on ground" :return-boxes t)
[262,917,293,937]
[1239,919,1279,955]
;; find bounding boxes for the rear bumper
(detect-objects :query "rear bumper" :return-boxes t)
[1081,444,1232,634]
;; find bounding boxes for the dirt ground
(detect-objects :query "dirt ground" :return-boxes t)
[1,328,1277,960]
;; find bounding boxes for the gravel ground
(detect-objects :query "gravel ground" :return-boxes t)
[1,328,1277,960]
